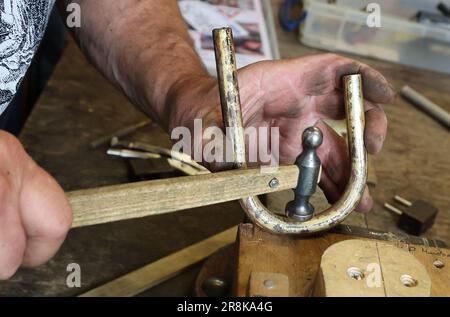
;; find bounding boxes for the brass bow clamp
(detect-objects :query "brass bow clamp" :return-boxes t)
[212,27,367,235]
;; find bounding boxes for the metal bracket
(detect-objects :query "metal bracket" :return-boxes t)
[213,27,367,235]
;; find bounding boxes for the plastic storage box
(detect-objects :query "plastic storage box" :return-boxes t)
[300,0,450,74]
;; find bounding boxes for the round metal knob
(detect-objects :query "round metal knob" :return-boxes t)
[286,127,323,222]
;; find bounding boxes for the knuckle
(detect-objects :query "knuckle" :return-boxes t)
[22,167,72,241]
[45,204,73,240]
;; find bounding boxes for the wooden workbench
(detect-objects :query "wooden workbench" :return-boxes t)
[1,1,449,296]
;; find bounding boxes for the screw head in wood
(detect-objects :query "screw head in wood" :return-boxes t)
[347,267,365,280]
[400,274,418,287]
[263,279,277,289]
[433,260,445,269]
[269,178,280,189]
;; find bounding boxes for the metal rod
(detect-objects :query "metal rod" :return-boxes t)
[213,27,368,235]
[90,119,151,149]
[107,148,161,160]
[110,139,209,174]
[213,27,246,168]
[394,195,413,208]
[384,203,403,216]
[401,86,450,130]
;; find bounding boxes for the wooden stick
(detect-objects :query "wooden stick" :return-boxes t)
[401,86,450,130]
[69,166,298,228]
[79,226,238,297]
[90,119,151,149]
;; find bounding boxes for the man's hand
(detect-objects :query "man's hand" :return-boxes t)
[0,131,72,279]
[172,54,396,213]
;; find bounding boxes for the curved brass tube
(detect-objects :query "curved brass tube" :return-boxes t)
[213,28,367,235]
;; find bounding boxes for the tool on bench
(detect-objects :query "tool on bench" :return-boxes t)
[68,27,367,235]
[90,119,151,149]
[401,85,450,130]
[107,137,209,176]
[438,2,450,17]
[384,195,439,236]
[417,2,450,30]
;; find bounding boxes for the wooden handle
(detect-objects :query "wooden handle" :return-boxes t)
[68,166,299,228]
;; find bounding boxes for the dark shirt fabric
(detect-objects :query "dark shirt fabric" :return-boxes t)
[0,0,55,120]
[0,92,22,133]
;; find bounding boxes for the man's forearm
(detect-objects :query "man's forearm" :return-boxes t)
[62,0,213,130]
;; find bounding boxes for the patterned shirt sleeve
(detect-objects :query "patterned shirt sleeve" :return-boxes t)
[0,0,55,115]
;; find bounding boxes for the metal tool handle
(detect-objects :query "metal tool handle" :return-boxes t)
[213,27,367,235]
[286,127,323,222]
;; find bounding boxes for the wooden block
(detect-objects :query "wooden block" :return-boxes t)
[313,240,385,297]
[235,224,450,297]
[377,242,431,297]
[235,224,327,297]
[315,240,431,297]
[398,200,439,235]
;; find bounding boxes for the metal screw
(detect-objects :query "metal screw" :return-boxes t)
[263,279,276,289]
[433,260,445,269]
[383,203,403,216]
[400,275,418,287]
[269,178,280,189]
[347,267,364,280]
